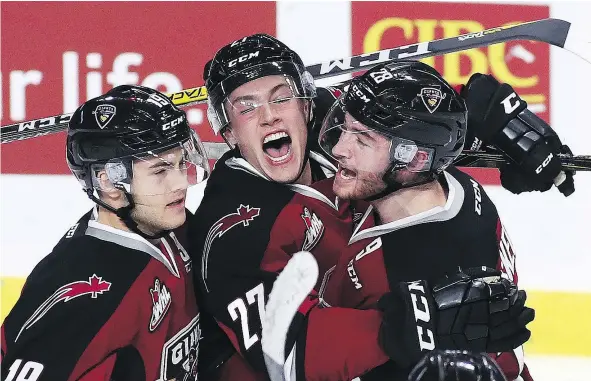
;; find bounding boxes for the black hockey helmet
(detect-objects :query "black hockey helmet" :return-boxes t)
[319,60,467,195]
[408,350,508,381]
[67,85,210,236]
[204,33,316,134]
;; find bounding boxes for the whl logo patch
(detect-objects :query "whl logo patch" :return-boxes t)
[149,278,172,332]
[301,207,324,251]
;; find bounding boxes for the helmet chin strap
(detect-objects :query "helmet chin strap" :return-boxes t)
[364,164,438,202]
[86,189,170,240]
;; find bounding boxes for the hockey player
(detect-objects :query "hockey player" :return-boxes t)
[190,34,537,381]
[1,85,210,380]
[317,61,536,380]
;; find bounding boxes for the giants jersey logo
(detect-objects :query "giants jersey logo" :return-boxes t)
[202,205,261,290]
[159,315,201,381]
[301,207,324,251]
[15,275,111,342]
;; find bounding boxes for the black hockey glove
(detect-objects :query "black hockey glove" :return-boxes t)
[461,73,575,197]
[377,267,534,369]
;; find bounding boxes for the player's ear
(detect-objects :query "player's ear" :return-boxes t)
[222,127,238,148]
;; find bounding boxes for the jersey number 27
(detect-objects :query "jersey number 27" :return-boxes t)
[227,283,266,350]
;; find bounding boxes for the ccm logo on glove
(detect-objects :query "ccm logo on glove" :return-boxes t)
[535,153,554,174]
[408,281,435,351]
[501,92,521,114]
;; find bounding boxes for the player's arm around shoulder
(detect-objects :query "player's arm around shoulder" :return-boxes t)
[1,237,147,381]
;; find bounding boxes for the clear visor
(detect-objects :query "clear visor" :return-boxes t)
[318,103,435,176]
[207,62,316,134]
[91,129,210,197]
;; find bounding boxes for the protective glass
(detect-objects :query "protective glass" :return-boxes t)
[207,62,316,134]
[319,101,435,175]
[91,129,210,196]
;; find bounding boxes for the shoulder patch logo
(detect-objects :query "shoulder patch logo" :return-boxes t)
[16,274,111,342]
[202,205,261,290]
[301,207,325,251]
[149,278,172,332]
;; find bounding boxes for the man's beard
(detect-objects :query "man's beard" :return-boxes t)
[335,170,388,201]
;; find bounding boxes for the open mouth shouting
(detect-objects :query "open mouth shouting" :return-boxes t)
[262,131,293,165]
[338,165,357,180]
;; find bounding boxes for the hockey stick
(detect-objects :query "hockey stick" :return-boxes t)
[454,151,591,171]
[261,251,319,381]
[200,141,591,171]
[1,17,587,144]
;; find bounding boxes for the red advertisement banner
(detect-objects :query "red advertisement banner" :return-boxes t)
[1,1,276,174]
[352,2,550,183]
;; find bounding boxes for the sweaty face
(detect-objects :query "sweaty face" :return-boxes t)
[330,114,392,200]
[225,75,310,183]
[129,146,192,234]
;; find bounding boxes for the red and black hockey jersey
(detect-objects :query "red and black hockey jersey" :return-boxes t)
[1,209,200,381]
[321,166,531,381]
[188,151,390,381]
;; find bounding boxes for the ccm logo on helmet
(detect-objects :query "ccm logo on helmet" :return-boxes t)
[351,83,370,103]
[228,51,260,68]
[162,116,185,131]
[407,281,436,351]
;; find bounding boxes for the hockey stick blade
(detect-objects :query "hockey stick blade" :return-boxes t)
[262,251,318,381]
[1,17,585,144]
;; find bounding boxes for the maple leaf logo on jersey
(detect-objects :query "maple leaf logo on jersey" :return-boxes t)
[201,205,261,290]
[15,274,111,342]
[149,278,172,332]
[301,207,324,251]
